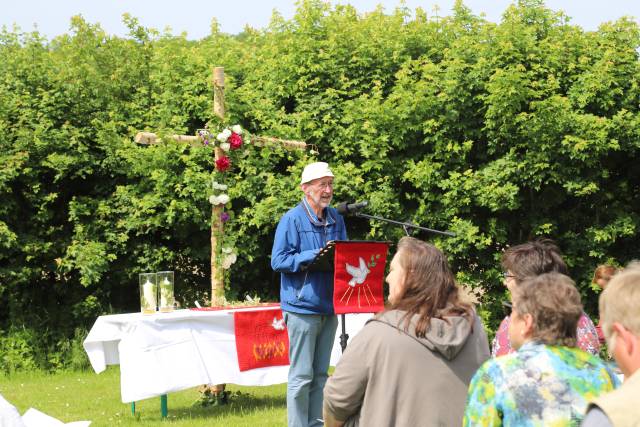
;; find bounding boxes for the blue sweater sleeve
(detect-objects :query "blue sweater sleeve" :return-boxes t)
[271,215,319,273]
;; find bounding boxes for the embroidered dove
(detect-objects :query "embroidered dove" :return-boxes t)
[272,317,285,330]
[345,257,370,287]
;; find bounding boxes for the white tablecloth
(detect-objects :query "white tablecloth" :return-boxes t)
[84,308,373,403]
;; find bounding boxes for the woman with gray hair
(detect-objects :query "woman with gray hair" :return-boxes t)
[465,273,619,426]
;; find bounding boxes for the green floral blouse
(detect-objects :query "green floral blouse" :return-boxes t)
[464,341,620,426]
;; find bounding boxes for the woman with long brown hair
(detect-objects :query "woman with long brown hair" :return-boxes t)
[323,237,490,427]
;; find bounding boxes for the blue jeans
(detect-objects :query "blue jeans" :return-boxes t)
[284,312,338,427]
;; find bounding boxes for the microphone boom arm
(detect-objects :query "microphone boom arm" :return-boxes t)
[354,212,456,237]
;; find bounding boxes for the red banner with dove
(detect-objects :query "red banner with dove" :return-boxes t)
[234,308,289,372]
[333,241,389,314]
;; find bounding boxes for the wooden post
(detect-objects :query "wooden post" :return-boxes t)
[211,67,227,398]
[211,67,225,307]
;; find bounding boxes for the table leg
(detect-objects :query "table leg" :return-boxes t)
[131,402,136,415]
[160,394,168,418]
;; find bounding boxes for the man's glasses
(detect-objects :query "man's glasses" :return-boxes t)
[313,181,333,190]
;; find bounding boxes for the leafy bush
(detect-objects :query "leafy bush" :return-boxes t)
[0,327,90,374]
[1,0,639,369]
[0,327,41,373]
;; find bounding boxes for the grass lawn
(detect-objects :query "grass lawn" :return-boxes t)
[0,367,287,426]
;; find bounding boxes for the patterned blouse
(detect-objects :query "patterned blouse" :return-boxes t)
[491,312,600,357]
[464,341,620,426]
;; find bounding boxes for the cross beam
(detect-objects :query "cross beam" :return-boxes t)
[134,132,308,151]
[135,67,308,306]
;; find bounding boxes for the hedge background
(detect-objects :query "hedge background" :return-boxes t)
[1,0,638,371]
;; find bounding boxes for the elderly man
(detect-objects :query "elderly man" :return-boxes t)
[581,264,640,427]
[271,161,347,427]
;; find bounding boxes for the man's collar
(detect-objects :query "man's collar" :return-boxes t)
[301,198,335,226]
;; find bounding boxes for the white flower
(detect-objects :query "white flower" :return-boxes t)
[217,129,232,142]
[221,252,237,269]
[222,246,234,254]
[209,194,230,205]
[220,142,230,152]
[212,181,228,191]
[232,125,243,134]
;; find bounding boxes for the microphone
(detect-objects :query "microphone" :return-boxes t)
[336,200,368,215]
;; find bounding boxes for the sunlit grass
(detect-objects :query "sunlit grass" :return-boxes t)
[0,368,287,426]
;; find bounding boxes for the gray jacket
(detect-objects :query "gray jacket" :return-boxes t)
[324,309,490,427]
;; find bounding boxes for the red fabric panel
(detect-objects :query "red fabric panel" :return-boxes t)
[233,308,289,372]
[333,242,388,314]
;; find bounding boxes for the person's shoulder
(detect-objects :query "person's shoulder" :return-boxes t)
[369,309,412,327]
[326,205,344,221]
[279,203,303,221]
[364,311,398,331]
[471,352,506,383]
[498,315,510,327]
[343,315,393,352]
[328,205,341,213]
[486,344,531,375]
[558,345,603,365]
[362,311,412,339]
[548,346,617,380]
[578,311,597,326]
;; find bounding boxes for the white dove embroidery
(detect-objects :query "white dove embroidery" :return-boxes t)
[345,257,370,287]
[272,317,285,330]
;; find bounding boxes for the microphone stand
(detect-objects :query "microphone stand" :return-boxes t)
[354,212,456,237]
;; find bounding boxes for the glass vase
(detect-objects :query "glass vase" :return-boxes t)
[139,273,157,314]
[157,271,175,313]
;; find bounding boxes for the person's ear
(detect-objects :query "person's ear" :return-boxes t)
[522,313,534,337]
[613,323,636,357]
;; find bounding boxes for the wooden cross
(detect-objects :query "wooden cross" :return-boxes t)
[135,67,309,306]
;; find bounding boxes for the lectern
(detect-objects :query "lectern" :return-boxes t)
[307,240,390,351]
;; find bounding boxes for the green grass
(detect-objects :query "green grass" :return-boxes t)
[0,367,287,426]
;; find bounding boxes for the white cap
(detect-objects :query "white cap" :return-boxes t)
[300,162,334,185]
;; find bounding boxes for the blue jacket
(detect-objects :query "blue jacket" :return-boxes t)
[271,199,347,314]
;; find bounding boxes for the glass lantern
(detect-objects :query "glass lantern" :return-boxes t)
[157,271,175,313]
[139,272,157,314]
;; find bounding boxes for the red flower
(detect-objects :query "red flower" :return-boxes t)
[229,132,243,150]
[216,156,231,172]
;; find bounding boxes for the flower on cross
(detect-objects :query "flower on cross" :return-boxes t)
[197,125,247,274]
[215,156,231,172]
[197,124,245,153]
